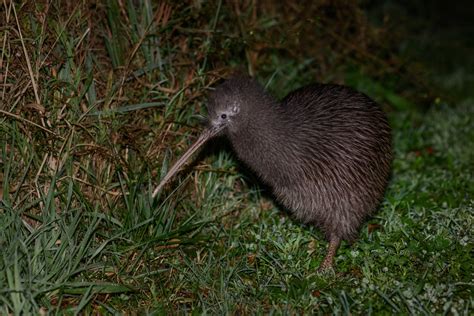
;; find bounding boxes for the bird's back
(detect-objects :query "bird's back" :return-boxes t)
[252,84,392,240]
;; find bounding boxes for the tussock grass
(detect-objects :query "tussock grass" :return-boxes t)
[0,0,472,314]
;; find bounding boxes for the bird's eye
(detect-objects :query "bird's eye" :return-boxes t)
[220,114,227,119]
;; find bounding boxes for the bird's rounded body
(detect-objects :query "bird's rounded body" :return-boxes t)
[208,77,392,245]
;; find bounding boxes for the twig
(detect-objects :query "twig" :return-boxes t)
[1,0,13,101]
[0,109,62,138]
[12,2,41,105]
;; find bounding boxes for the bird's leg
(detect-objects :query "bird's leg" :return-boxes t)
[318,236,341,272]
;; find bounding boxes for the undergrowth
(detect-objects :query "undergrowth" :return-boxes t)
[0,1,472,314]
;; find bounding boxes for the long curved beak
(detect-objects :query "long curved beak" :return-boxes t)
[152,125,224,198]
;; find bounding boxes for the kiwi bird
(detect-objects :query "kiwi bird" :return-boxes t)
[153,75,392,270]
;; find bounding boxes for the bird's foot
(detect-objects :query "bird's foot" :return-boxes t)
[316,237,340,275]
[316,264,336,276]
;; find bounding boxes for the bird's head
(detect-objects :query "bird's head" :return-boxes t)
[152,75,264,197]
[205,75,254,136]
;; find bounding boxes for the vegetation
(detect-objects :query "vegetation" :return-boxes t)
[1,1,472,314]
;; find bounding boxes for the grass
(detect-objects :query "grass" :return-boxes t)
[1,1,472,314]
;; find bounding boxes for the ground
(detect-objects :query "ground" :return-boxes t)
[0,1,472,314]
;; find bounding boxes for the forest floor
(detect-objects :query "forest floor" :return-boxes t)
[1,1,472,314]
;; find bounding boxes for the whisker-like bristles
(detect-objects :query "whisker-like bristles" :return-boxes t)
[192,114,209,125]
